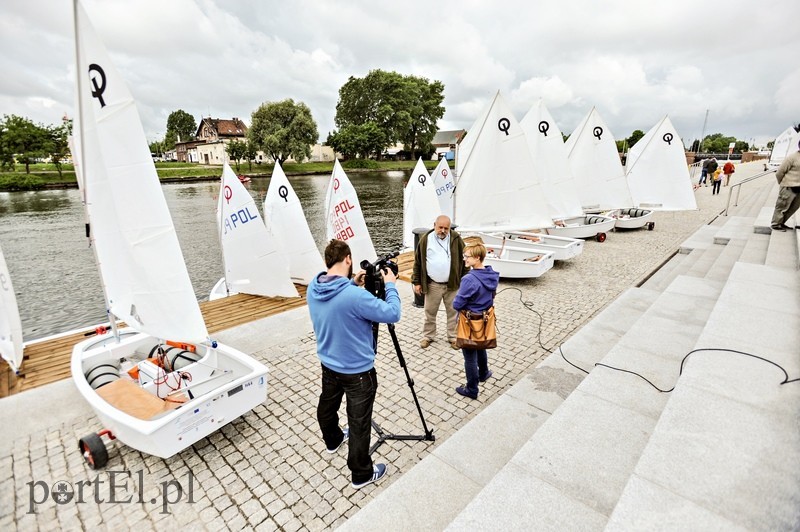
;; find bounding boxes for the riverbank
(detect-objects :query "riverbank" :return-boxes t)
[0,159,439,191]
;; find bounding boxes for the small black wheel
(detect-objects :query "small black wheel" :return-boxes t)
[647,222,655,231]
[79,433,109,469]
[596,232,607,242]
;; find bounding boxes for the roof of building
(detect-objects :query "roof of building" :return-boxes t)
[196,117,248,138]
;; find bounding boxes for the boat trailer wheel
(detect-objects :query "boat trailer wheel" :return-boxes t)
[647,221,655,231]
[79,429,114,470]
[596,232,607,242]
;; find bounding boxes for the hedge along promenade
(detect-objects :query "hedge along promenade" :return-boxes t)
[0,159,443,191]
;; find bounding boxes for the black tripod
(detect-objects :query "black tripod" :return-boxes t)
[369,320,435,455]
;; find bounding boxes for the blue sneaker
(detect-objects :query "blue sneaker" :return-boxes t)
[326,428,349,454]
[479,370,493,383]
[352,463,387,489]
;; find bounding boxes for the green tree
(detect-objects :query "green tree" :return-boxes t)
[626,130,645,149]
[226,140,247,172]
[326,122,387,159]
[248,99,318,164]
[1,115,49,173]
[165,109,196,147]
[46,123,70,177]
[333,70,445,158]
[243,141,258,171]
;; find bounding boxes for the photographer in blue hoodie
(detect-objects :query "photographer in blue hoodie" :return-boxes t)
[307,239,401,489]
[453,243,500,399]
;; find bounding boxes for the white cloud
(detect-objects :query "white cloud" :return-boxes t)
[1,0,799,144]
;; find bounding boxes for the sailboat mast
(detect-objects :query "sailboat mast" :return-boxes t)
[73,0,119,339]
[218,158,230,297]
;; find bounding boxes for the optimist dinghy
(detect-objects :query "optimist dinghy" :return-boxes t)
[0,243,24,374]
[70,1,267,467]
[453,92,557,279]
[546,215,616,242]
[483,244,555,279]
[210,162,299,300]
[477,231,583,260]
[565,107,654,230]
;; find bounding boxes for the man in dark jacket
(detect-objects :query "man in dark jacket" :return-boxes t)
[411,215,466,349]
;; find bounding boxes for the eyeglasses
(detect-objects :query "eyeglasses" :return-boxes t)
[462,254,472,259]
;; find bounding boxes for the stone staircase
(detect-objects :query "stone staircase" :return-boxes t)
[339,182,800,531]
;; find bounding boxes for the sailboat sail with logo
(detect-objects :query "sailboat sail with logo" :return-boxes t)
[70,0,269,467]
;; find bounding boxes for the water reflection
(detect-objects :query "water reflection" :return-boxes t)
[0,170,411,340]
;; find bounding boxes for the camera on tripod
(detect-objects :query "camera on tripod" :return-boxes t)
[360,251,400,300]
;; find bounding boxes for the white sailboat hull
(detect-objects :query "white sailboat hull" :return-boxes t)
[477,232,584,261]
[610,208,655,230]
[482,245,555,279]
[71,329,268,459]
[546,215,616,241]
[209,277,232,301]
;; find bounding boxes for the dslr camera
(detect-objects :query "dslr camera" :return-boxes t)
[360,251,399,300]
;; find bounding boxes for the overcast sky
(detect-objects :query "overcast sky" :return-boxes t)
[2,0,798,148]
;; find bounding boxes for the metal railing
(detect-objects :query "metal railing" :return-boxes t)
[724,170,775,216]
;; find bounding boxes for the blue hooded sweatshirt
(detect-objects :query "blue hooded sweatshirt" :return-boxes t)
[307,273,401,374]
[453,266,499,313]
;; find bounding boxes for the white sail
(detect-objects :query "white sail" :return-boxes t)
[520,99,583,219]
[402,158,440,250]
[263,162,324,284]
[0,244,23,372]
[769,127,800,168]
[454,91,553,232]
[217,162,298,297]
[565,107,634,211]
[455,97,492,179]
[325,159,377,268]
[626,116,697,211]
[75,2,207,342]
[431,157,455,218]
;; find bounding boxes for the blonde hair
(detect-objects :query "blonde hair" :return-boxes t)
[465,243,487,261]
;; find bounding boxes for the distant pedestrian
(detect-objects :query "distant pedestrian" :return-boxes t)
[705,158,719,187]
[723,161,735,186]
[699,158,710,186]
[770,140,800,232]
[711,168,723,195]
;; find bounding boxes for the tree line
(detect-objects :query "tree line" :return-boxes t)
[3,68,772,175]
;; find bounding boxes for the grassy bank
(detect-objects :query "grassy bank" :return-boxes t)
[0,159,443,191]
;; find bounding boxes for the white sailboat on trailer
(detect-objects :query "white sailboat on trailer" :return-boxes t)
[626,116,697,212]
[263,161,325,284]
[521,100,615,242]
[70,1,268,467]
[209,162,299,300]
[0,243,24,374]
[565,107,654,230]
[768,126,800,168]
[325,159,377,267]
[453,91,555,278]
[402,158,440,251]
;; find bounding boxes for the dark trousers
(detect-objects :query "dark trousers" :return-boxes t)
[699,169,707,185]
[711,179,721,194]
[461,348,489,396]
[317,364,377,483]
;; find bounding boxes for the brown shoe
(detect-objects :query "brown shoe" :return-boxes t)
[450,341,459,350]
[420,338,432,348]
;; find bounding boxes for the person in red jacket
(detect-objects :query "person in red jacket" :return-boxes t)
[722,161,735,186]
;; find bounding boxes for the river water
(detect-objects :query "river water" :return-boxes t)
[0,171,409,341]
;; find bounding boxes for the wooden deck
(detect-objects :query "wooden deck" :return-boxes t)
[0,242,431,399]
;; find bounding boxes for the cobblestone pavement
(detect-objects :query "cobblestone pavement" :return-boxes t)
[3,168,771,531]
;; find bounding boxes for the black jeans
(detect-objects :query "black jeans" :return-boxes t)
[461,347,489,396]
[711,179,721,194]
[317,364,378,483]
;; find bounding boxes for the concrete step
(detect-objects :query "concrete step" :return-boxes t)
[445,275,724,529]
[679,224,719,254]
[737,231,770,265]
[684,243,724,278]
[713,215,755,245]
[704,237,746,282]
[607,262,800,530]
[765,224,799,269]
[646,248,703,292]
[338,286,662,531]
[639,252,684,292]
